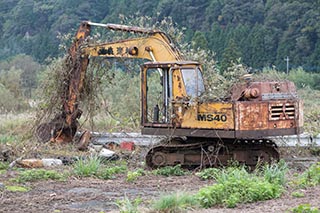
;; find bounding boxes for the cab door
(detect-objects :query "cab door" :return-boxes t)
[171,66,205,127]
[141,65,172,127]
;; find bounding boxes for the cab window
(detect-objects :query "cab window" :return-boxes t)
[181,67,205,98]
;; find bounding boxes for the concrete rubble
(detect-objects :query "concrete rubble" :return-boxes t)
[89,132,320,147]
[12,132,320,169]
[16,158,63,168]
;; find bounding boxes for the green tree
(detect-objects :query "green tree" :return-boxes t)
[0,83,17,112]
[220,39,242,72]
[246,25,274,68]
[0,54,41,98]
[0,0,320,72]
[204,0,224,29]
[208,23,226,61]
[191,31,208,50]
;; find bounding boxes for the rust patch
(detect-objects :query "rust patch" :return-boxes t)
[231,81,297,101]
[236,102,269,131]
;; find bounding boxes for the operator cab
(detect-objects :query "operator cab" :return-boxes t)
[141,61,204,128]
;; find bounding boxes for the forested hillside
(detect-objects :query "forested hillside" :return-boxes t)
[1,0,320,71]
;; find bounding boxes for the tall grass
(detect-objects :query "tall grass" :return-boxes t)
[152,192,199,212]
[99,165,127,180]
[195,162,288,208]
[13,169,65,182]
[298,88,320,136]
[291,204,319,213]
[196,166,284,208]
[73,156,129,179]
[0,112,34,135]
[116,195,142,213]
[291,162,320,187]
[196,167,220,180]
[73,155,102,177]
[257,159,288,186]
[152,164,187,177]
[150,161,289,211]
[126,168,145,182]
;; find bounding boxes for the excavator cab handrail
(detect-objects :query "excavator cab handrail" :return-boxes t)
[86,21,162,34]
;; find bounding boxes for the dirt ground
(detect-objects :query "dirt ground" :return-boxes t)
[0,169,320,213]
[0,148,319,213]
[0,172,207,213]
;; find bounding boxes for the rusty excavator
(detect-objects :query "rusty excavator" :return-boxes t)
[37,21,303,168]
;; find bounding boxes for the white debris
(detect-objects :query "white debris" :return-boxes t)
[42,159,63,167]
[99,148,116,158]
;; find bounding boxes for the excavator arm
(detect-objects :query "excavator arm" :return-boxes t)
[83,22,184,61]
[36,21,183,144]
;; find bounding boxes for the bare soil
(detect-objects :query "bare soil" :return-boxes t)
[1,169,320,213]
[0,171,214,213]
[0,148,319,213]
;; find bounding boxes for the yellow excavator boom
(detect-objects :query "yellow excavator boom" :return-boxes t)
[37,21,184,143]
[83,22,184,61]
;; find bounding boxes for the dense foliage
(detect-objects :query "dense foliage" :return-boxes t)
[0,0,320,135]
[1,0,320,71]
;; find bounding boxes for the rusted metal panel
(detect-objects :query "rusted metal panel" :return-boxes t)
[235,101,269,131]
[231,81,297,101]
[267,101,297,131]
[268,101,296,120]
[235,100,300,138]
[141,66,148,126]
[235,128,301,138]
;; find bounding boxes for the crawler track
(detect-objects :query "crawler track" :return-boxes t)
[146,138,279,168]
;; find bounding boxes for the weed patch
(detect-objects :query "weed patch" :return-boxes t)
[310,147,320,156]
[98,165,127,180]
[73,156,130,179]
[72,155,132,179]
[291,162,320,188]
[291,191,305,198]
[13,169,65,183]
[116,195,142,213]
[5,185,30,192]
[0,135,18,144]
[196,167,220,180]
[73,155,101,177]
[126,169,145,182]
[256,159,288,185]
[0,161,9,175]
[0,161,8,170]
[152,192,199,212]
[152,165,187,177]
[196,165,284,208]
[291,204,319,213]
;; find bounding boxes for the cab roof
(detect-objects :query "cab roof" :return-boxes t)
[143,61,200,68]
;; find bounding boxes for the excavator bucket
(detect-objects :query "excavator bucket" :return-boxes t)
[36,22,91,143]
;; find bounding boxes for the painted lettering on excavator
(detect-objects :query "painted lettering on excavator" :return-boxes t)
[197,113,227,122]
[98,46,128,55]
